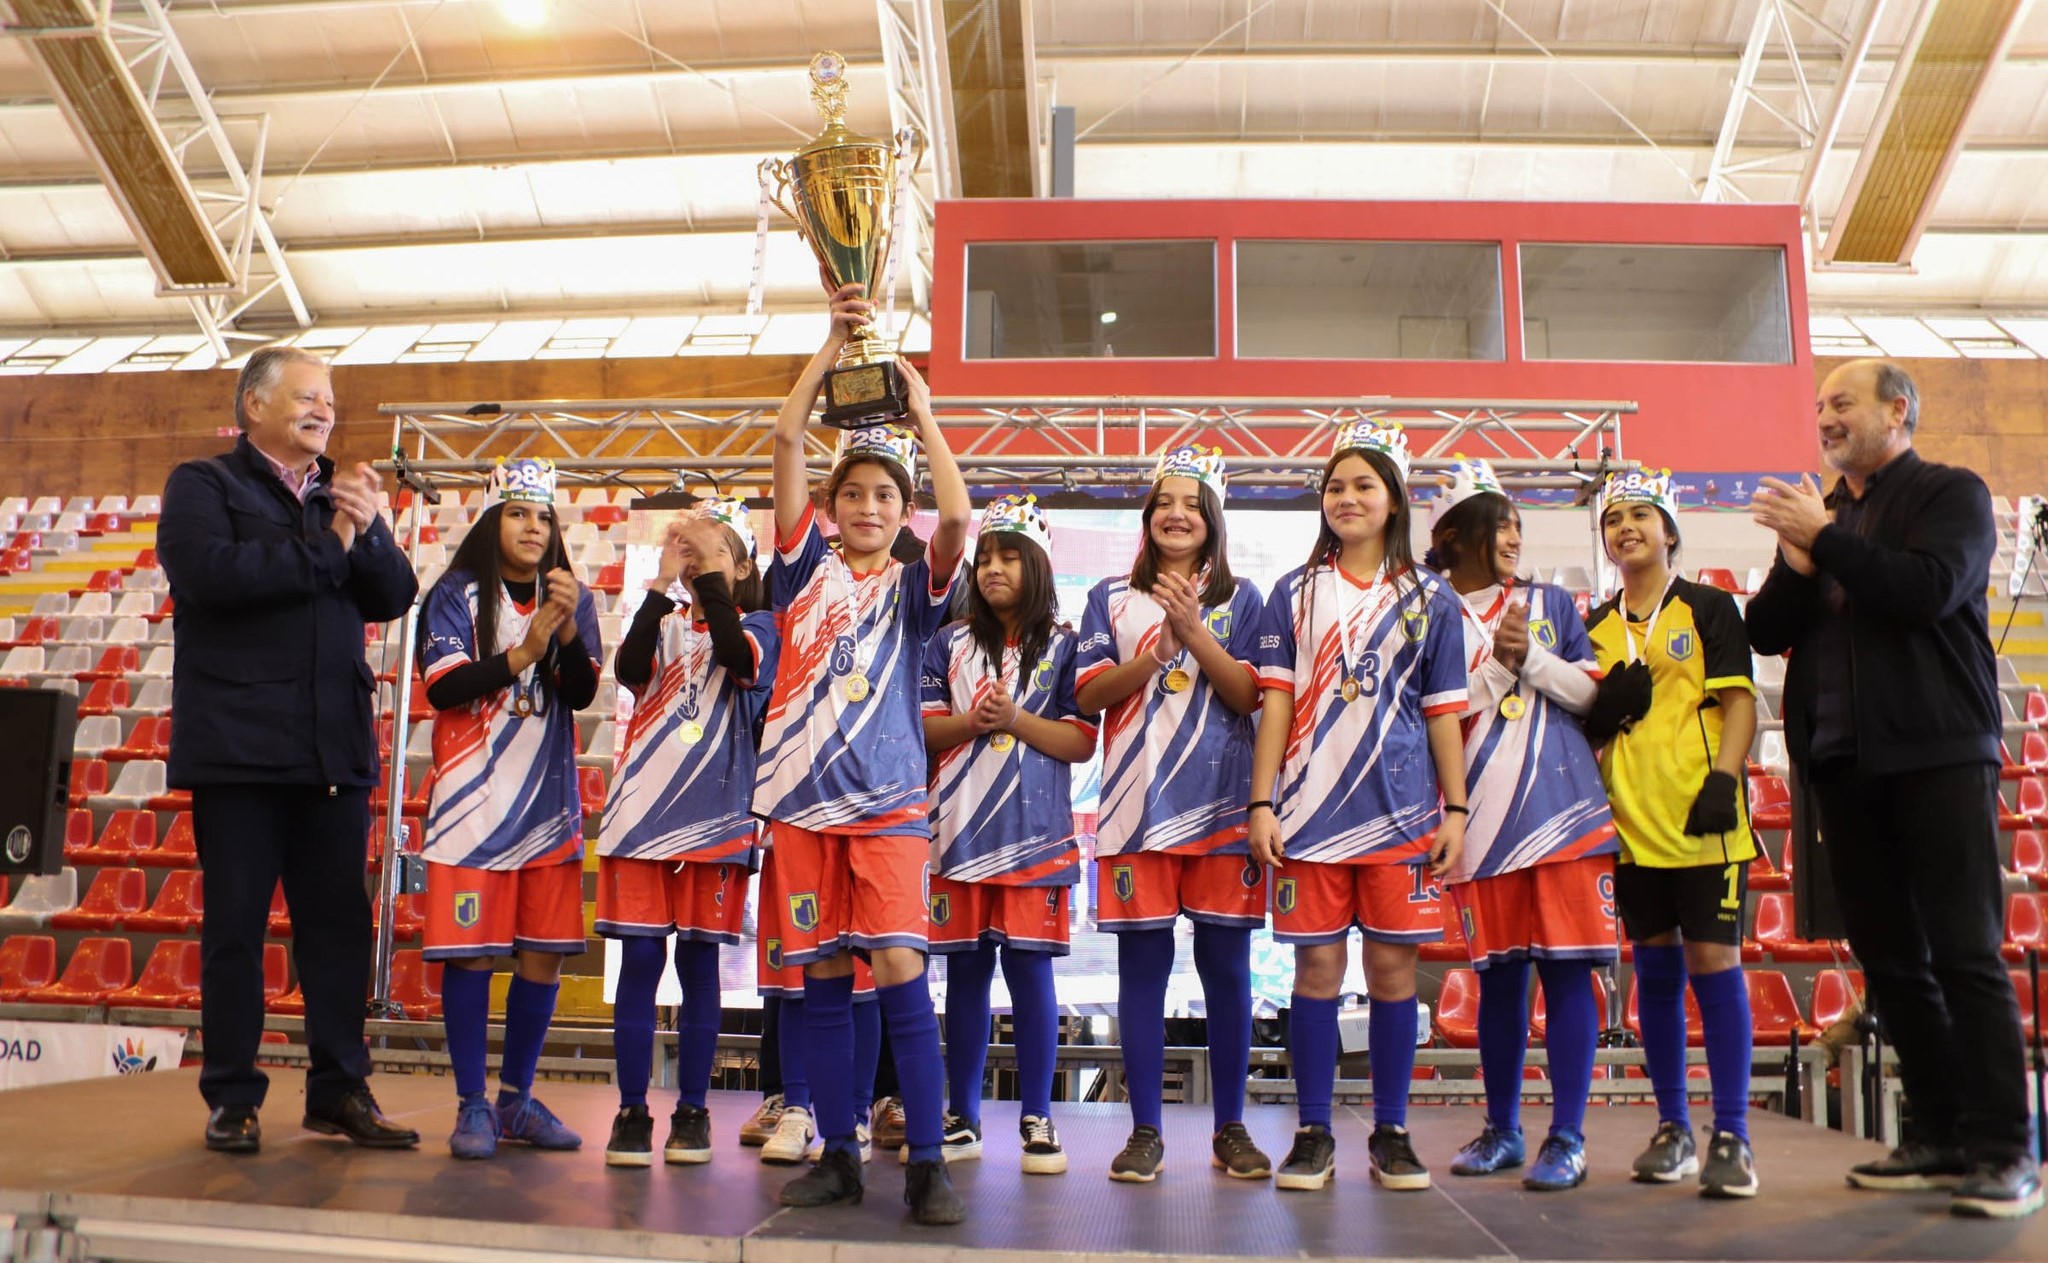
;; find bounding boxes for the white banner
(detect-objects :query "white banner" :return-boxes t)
[0,1020,187,1091]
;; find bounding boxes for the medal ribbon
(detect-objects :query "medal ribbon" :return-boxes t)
[1334,561,1404,688]
[677,621,712,720]
[1619,573,1680,665]
[829,552,901,686]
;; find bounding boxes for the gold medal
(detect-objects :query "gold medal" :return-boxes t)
[1498,694,1527,721]
[1163,668,1192,694]
[678,720,705,746]
[1340,677,1361,704]
[990,732,1015,753]
[843,674,870,702]
[510,695,533,718]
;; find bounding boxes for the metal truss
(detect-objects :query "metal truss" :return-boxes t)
[1700,0,1891,262]
[380,396,1634,496]
[4,0,310,359]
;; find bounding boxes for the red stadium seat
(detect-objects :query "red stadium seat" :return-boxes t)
[67,758,108,807]
[132,547,157,570]
[0,548,31,575]
[1747,847,1789,892]
[107,939,202,1009]
[1748,774,1790,831]
[389,949,444,1018]
[2002,892,2048,963]
[1697,567,1742,594]
[50,868,147,930]
[373,892,424,943]
[59,808,94,861]
[2029,691,2048,730]
[264,942,291,1003]
[1754,891,1844,963]
[267,883,291,938]
[585,504,628,529]
[1624,974,1706,1046]
[1530,971,1609,1041]
[2026,731,2048,775]
[1746,969,1814,1045]
[593,562,625,594]
[0,934,58,1001]
[108,715,170,762]
[2001,778,2048,831]
[137,812,197,868]
[267,985,306,1016]
[75,646,138,682]
[76,678,128,718]
[1432,969,1482,1048]
[22,936,132,1004]
[143,595,173,623]
[1809,969,1865,1029]
[74,809,158,866]
[578,765,607,814]
[1418,900,1471,964]
[127,869,204,933]
[2013,830,2048,890]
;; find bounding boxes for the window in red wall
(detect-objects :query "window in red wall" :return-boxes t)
[1519,244,1791,364]
[963,240,1216,360]
[1235,241,1504,362]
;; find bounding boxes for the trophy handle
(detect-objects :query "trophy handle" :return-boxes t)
[757,158,802,230]
[894,125,927,175]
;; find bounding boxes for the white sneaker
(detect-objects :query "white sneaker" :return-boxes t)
[760,1104,819,1166]
[856,1121,874,1164]
[1020,1113,1067,1175]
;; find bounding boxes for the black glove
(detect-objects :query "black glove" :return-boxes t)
[1684,769,1743,837]
[1581,660,1653,746]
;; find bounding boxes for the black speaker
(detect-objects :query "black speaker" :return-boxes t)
[0,688,75,877]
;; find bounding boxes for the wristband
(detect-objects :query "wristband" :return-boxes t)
[1442,804,1470,816]
[1149,642,1174,666]
[1249,800,1276,813]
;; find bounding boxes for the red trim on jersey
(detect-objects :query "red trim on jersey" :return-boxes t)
[1060,716,1100,742]
[775,504,816,555]
[1422,699,1468,718]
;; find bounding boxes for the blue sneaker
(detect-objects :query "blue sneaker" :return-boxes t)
[1450,1124,1525,1176]
[498,1094,582,1150]
[1523,1131,1588,1191]
[449,1095,500,1160]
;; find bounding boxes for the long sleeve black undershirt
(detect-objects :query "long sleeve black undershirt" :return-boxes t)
[615,573,753,691]
[425,575,601,711]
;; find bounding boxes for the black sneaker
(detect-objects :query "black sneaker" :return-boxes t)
[1019,1114,1067,1175]
[603,1104,653,1168]
[940,1111,983,1163]
[778,1147,864,1207]
[1632,1120,1699,1184]
[1211,1121,1272,1180]
[905,1157,967,1225]
[1367,1124,1431,1191]
[665,1102,712,1165]
[1848,1141,1971,1191]
[1953,1159,2046,1219]
[1109,1125,1165,1183]
[1275,1125,1337,1192]
[1700,1130,1759,1199]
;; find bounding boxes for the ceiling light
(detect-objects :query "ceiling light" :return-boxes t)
[499,0,547,28]
[1099,311,1117,324]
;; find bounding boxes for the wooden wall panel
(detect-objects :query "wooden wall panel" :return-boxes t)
[1813,355,2048,497]
[0,355,811,499]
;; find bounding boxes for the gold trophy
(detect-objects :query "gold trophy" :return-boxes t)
[760,51,926,429]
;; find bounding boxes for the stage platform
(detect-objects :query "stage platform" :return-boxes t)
[1,1071,2040,1263]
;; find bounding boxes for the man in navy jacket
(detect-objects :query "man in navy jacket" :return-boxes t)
[158,347,421,1153]
[1748,359,2038,1218]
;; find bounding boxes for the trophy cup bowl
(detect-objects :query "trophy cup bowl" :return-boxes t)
[760,51,926,429]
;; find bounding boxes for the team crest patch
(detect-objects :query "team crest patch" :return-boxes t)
[1032,658,1054,694]
[1401,608,1429,642]
[789,892,820,933]
[765,938,784,971]
[1112,864,1135,903]
[1460,905,1477,944]
[453,891,481,929]
[1205,607,1232,639]
[1665,628,1696,661]
[1529,618,1556,650]
[1275,877,1297,916]
[929,892,951,927]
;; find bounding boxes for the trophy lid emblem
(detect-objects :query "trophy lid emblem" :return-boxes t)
[806,50,852,138]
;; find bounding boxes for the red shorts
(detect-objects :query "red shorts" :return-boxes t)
[1269,859,1445,946]
[423,860,585,961]
[757,848,875,996]
[1095,852,1267,931]
[594,856,747,944]
[768,822,930,968]
[928,876,1072,955]
[1447,855,1618,970]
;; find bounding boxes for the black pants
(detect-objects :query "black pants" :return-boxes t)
[196,783,374,1114]
[1810,761,2032,1163]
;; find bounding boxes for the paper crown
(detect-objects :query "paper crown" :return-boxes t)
[976,494,1052,556]
[1600,468,1680,523]
[694,495,757,561]
[836,423,919,484]
[1332,419,1412,481]
[1427,454,1509,531]
[489,457,557,506]
[1152,445,1227,500]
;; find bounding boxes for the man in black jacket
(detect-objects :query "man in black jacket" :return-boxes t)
[1748,359,2039,1218]
[159,347,422,1154]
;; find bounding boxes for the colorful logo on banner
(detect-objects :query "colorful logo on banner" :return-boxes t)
[111,1037,158,1075]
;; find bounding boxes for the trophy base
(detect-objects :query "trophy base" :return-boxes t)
[821,359,911,430]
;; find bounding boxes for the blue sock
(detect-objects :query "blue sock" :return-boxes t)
[1001,946,1057,1119]
[803,972,858,1154]
[1477,959,1531,1133]
[778,996,810,1111]
[1289,993,1340,1128]
[1116,928,1174,1131]
[612,938,666,1108]
[879,970,946,1163]
[673,939,721,1109]
[1633,944,1692,1128]
[945,943,997,1127]
[1193,922,1252,1129]
[1690,965,1753,1141]
[1368,994,1419,1128]
[1535,959,1598,1139]
[852,994,881,1118]
[441,964,492,1100]
[497,973,558,1103]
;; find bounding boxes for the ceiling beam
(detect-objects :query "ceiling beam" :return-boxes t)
[945,0,1037,197]
[1033,40,2048,67]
